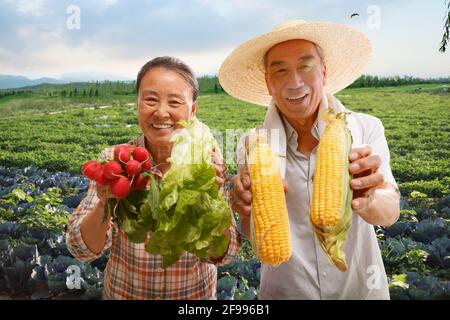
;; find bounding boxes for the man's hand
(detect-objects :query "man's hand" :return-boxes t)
[231,167,288,238]
[231,167,253,217]
[349,145,400,227]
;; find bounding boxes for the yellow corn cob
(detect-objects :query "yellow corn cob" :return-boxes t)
[247,131,291,266]
[310,110,353,272]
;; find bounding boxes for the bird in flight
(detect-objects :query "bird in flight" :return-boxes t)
[350,13,360,18]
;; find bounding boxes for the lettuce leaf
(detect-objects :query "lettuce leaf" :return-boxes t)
[143,118,231,268]
[105,188,156,244]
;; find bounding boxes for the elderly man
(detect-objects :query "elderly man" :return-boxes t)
[219,20,400,299]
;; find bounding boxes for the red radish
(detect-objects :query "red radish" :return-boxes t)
[103,161,122,180]
[110,176,131,199]
[127,145,136,158]
[131,174,149,190]
[119,148,131,163]
[82,161,101,180]
[125,160,141,177]
[142,159,151,171]
[113,145,127,160]
[114,145,131,162]
[133,147,149,162]
[93,167,109,186]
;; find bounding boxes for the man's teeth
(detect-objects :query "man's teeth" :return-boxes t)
[287,93,308,100]
[152,124,174,129]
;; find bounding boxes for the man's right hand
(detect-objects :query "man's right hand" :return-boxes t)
[231,167,288,238]
[231,167,253,218]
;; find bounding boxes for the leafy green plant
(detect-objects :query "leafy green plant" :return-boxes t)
[406,191,435,209]
[18,188,69,235]
[143,119,232,268]
[381,238,430,274]
[411,218,448,244]
[0,187,69,236]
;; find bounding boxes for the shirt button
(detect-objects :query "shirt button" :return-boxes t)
[157,268,164,273]
[322,271,327,277]
[155,296,161,300]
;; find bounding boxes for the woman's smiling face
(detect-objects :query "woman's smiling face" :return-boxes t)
[137,67,196,148]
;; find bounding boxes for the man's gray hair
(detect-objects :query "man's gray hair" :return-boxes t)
[314,43,325,64]
[263,41,325,69]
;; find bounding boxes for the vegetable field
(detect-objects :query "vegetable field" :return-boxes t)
[0,84,449,299]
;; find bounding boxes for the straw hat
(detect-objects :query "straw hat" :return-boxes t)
[218,20,372,106]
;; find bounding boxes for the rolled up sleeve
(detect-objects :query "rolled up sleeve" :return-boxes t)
[66,147,115,262]
[367,117,398,190]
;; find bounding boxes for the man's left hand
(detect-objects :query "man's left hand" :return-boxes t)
[348,145,399,226]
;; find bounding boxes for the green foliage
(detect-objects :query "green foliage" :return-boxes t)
[0,187,69,235]
[399,178,450,198]
[348,75,450,88]
[0,82,449,299]
[381,238,430,274]
[406,191,436,209]
[144,119,232,268]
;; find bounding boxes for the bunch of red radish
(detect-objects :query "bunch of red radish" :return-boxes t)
[82,145,152,199]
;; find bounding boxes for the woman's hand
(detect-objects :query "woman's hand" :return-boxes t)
[211,149,226,189]
[96,184,114,207]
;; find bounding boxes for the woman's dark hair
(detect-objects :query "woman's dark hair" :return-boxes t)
[136,56,199,101]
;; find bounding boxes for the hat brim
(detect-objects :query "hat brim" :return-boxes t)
[218,21,372,106]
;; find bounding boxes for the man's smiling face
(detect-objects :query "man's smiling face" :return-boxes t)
[264,39,326,121]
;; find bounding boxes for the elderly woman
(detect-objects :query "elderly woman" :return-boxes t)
[66,56,241,300]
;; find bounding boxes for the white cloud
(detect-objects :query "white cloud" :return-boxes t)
[101,0,119,9]
[16,24,62,42]
[193,0,271,17]
[0,40,234,79]
[15,0,45,16]
[173,46,235,76]
[152,4,178,18]
[1,0,448,79]
[15,42,141,78]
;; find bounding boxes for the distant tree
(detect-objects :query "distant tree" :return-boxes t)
[89,88,94,97]
[95,88,99,97]
[366,75,373,87]
[214,83,219,94]
[440,0,450,52]
[373,76,379,88]
[69,91,73,97]
[130,80,137,93]
[74,88,78,96]
[83,90,86,97]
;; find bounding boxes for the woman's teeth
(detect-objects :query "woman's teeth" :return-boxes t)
[152,124,174,129]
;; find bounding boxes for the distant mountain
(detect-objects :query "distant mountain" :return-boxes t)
[59,71,133,83]
[0,75,61,89]
[0,73,133,89]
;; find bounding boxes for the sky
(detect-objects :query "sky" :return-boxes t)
[0,0,449,80]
